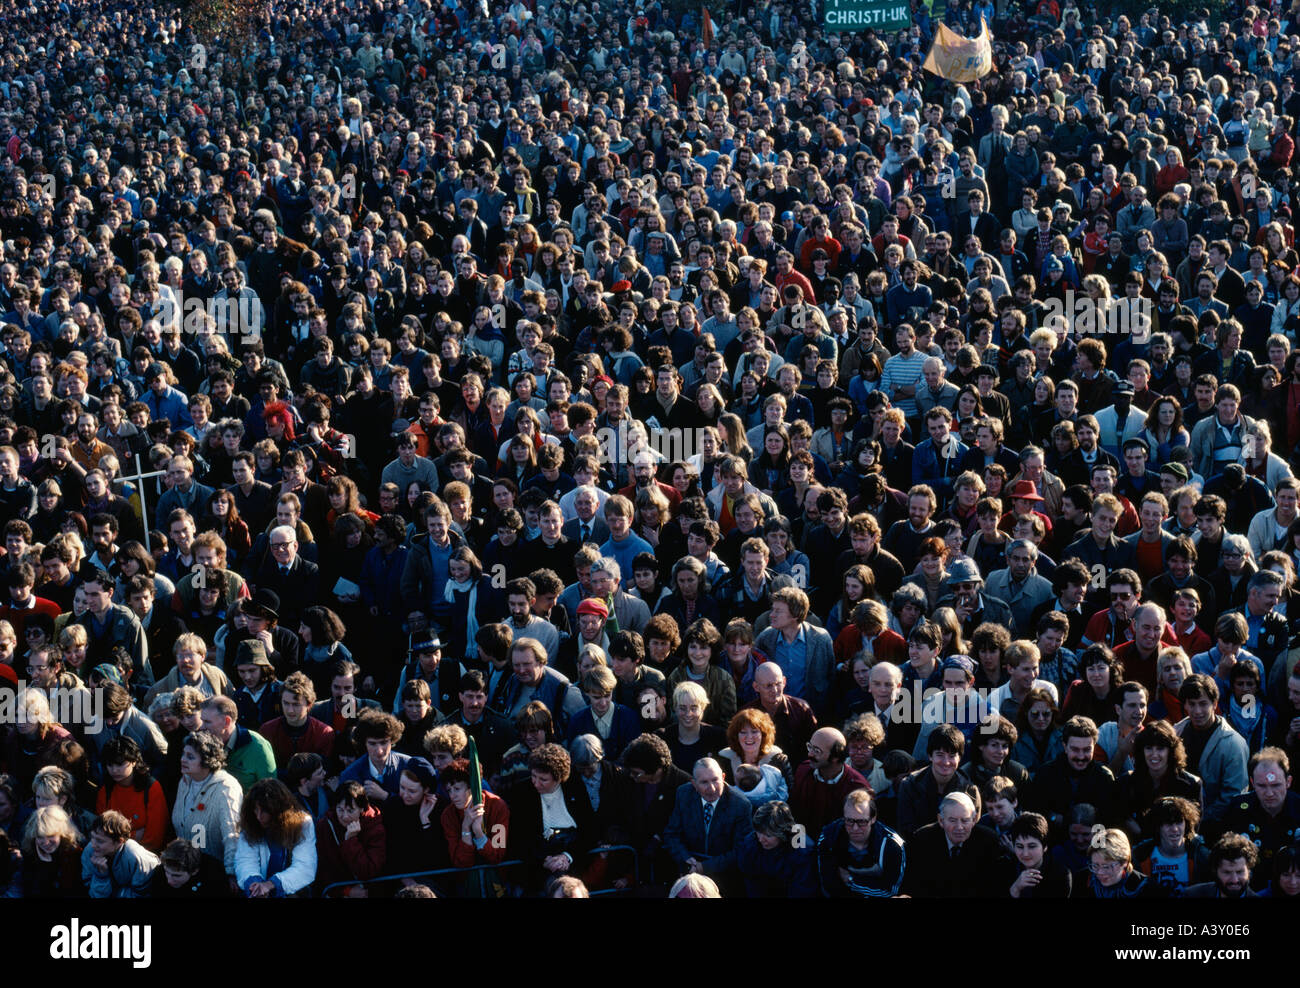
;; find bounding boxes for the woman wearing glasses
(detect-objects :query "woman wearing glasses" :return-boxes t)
[1076,828,1163,898]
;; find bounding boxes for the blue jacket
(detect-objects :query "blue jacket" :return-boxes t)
[143,386,193,428]
[339,750,434,799]
[736,833,819,897]
[359,543,408,614]
[566,702,641,760]
[663,782,754,877]
[155,481,215,530]
[912,436,970,502]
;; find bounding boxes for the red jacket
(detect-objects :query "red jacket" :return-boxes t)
[96,778,168,852]
[441,791,511,868]
[259,715,336,767]
[773,267,817,305]
[316,806,387,891]
[1271,132,1296,168]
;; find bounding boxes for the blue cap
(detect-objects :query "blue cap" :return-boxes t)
[781,211,795,221]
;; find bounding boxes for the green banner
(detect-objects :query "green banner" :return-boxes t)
[823,0,911,32]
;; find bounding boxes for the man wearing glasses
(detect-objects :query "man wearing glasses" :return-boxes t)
[790,726,869,837]
[817,789,905,897]
[252,525,321,629]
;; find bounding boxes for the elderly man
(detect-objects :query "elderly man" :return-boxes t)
[250,523,321,628]
[915,356,960,418]
[562,555,650,635]
[561,485,611,544]
[1233,570,1292,696]
[745,662,818,757]
[198,690,277,792]
[903,792,1005,897]
[1111,602,1170,694]
[984,539,1054,635]
[663,757,755,887]
[790,726,870,836]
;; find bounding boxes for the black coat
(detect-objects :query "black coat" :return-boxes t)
[998,850,1074,897]
[506,776,598,889]
[1026,756,1119,833]
[250,555,321,629]
[902,822,1007,897]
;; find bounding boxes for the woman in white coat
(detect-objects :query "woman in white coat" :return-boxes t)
[172,730,243,880]
[235,778,318,898]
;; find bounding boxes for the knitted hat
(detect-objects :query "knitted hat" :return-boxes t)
[577,598,610,619]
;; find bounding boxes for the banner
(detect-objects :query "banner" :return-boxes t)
[923,22,994,81]
[823,0,910,33]
[701,6,714,44]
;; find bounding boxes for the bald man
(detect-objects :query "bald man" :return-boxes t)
[790,726,871,836]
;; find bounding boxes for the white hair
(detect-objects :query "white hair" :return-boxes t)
[939,792,977,818]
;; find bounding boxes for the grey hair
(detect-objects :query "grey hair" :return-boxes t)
[1221,533,1252,559]
[1008,538,1038,560]
[939,792,977,818]
[568,733,605,767]
[593,555,621,584]
[1249,568,1285,593]
[148,691,176,720]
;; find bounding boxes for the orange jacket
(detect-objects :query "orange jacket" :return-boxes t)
[96,777,168,852]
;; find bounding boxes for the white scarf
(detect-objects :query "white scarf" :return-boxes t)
[443,578,479,655]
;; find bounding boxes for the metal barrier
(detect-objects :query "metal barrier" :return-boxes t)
[321,844,640,898]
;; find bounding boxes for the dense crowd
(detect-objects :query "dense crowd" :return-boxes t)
[0,0,1298,899]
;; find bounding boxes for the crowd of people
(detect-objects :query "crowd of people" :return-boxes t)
[0,0,1299,899]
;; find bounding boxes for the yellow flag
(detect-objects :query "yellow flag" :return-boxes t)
[923,22,993,82]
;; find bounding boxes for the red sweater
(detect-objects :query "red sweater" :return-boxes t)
[790,760,871,837]
[96,778,168,852]
[259,715,336,767]
[441,791,511,868]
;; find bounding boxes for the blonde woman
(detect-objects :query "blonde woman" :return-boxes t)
[1078,828,1157,898]
[21,805,85,897]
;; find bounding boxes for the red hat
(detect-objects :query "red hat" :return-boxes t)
[0,663,16,688]
[576,598,609,619]
[611,280,632,293]
[1008,480,1044,502]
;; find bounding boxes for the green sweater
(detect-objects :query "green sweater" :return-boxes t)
[226,727,277,792]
